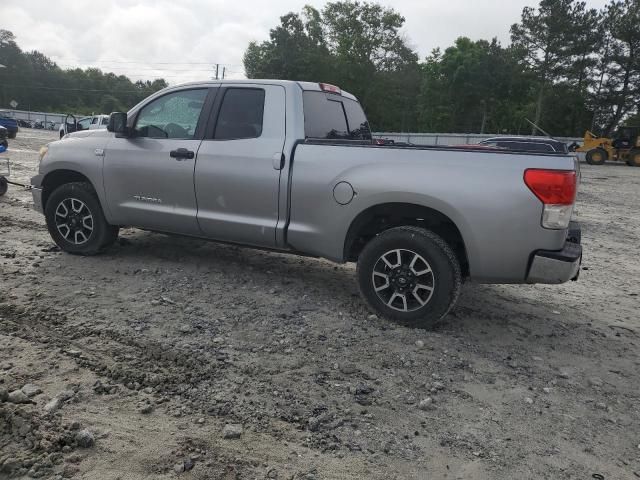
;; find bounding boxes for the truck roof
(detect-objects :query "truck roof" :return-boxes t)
[158,79,358,101]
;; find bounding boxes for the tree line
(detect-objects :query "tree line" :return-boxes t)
[1,0,638,136]
[245,0,640,136]
[0,30,168,116]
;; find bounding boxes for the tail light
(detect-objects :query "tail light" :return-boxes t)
[524,169,577,229]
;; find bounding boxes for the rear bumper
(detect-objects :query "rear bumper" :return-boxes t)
[526,223,582,284]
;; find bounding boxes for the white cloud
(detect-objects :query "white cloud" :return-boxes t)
[4,0,610,84]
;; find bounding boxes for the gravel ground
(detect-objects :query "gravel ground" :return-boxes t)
[1,129,639,480]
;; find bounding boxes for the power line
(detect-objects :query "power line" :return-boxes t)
[57,65,225,72]
[49,56,244,67]
[0,84,150,94]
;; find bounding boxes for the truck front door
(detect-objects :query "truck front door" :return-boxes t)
[194,85,286,247]
[103,87,212,234]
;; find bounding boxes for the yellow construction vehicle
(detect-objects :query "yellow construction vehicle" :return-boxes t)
[577,126,640,166]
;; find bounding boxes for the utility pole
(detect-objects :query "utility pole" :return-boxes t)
[222,67,226,80]
[214,64,219,80]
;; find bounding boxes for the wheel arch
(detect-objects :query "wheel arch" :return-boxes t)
[41,169,96,211]
[344,202,470,277]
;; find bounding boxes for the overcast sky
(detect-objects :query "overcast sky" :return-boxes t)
[5,0,609,85]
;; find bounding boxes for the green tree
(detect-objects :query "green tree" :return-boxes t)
[0,29,168,114]
[595,0,640,135]
[510,0,588,133]
[418,38,534,134]
[243,1,420,131]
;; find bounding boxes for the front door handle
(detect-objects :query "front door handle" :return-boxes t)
[170,148,195,160]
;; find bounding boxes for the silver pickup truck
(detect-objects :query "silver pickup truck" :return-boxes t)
[31,80,582,328]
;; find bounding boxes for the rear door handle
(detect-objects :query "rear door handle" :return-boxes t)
[170,148,195,160]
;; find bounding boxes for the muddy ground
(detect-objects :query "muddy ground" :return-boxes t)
[0,129,639,480]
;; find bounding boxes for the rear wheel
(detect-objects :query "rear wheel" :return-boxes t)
[585,148,607,165]
[0,177,7,196]
[45,182,119,255]
[357,226,461,329]
[627,149,640,167]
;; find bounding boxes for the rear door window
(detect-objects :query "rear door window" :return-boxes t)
[214,88,265,140]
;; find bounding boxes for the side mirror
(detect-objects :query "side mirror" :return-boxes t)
[107,112,129,137]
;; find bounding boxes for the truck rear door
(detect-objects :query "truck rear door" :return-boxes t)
[194,84,286,247]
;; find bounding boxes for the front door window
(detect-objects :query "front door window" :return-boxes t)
[134,89,208,139]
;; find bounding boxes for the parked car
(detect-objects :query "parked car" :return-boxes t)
[32,80,582,327]
[0,115,18,139]
[479,136,569,154]
[59,114,110,139]
[0,125,8,149]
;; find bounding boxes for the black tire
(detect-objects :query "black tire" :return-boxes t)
[60,131,65,139]
[357,226,462,329]
[0,177,7,196]
[585,148,607,165]
[627,149,640,167]
[1,139,7,149]
[44,182,119,255]
[8,132,16,139]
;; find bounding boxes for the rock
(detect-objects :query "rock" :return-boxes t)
[432,381,445,391]
[174,463,185,474]
[0,388,7,402]
[21,384,42,398]
[184,458,195,471]
[339,363,358,375]
[418,397,436,411]
[524,397,534,404]
[1,457,21,474]
[595,402,607,410]
[75,429,95,448]
[58,390,75,401]
[8,389,31,404]
[542,387,552,394]
[532,356,543,362]
[62,464,79,478]
[267,467,279,479]
[196,418,205,424]
[415,340,424,348]
[558,369,571,379]
[222,424,243,439]
[44,397,62,414]
[588,377,603,387]
[367,314,378,321]
[138,403,154,414]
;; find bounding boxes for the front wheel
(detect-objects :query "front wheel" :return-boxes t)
[585,148,607,165]
[627,149,640,167]
[357,226,462,329]
[45,182,119,255]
